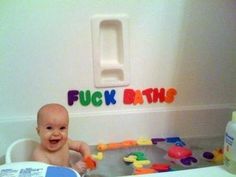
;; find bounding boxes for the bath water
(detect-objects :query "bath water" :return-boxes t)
[86,136,223,177]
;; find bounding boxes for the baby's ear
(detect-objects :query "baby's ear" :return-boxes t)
[36,127,40,134]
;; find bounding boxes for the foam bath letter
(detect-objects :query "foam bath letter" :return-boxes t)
[67,90,79,106]
[92,152,103,160]
[104,89,116,105]
[123,89,135,104]
[142,88,153,103]
[153,88,165,103]
[165,88,177,103]
[79,90,91,106]
[133,90,144,105]
[137,137,153,145]
[91,91,103,106]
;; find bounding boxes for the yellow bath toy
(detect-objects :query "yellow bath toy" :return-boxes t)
[137,137,152,145]
[133,160,151,168]
[97,144,108,151]
[92,152,103,160]
[212,148,223,164]
[123,155,137,163]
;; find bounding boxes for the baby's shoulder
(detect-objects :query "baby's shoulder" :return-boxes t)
[32,145,47,160]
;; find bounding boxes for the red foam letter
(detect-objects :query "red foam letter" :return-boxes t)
[123,89,135,104]
[133,90,144,105]
[142,88,153,104]
[165,88,177,103]
[153,88,165,103]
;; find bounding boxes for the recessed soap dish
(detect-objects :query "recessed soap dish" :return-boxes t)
[91,14,130,88]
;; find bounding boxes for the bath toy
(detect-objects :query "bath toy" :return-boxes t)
[166,145,198,167]
[133,160,151,168]
[166,137,182,143]
[92,152,103,160]
[137,137,152,145]
[97,143,108,151]
[151,163,170,172]
[123,88,177,105]
[97,140,137,151]
[107,142,122,150]
[123,151,150,168]
[202,148,223,164]
[67,89,117,107]
[151,138,166,144]
[84,156,96,170]
[104,89,116,105]
[180,156,198,166]
[123,155,137,163]
[133,90,144,105]
[121,140,137,147]
[202,151,214,160]
[133,168,156,175]
[129,152,147,161]
[212,148,223,163]
[166,137,186,146]
[167,145,192,159]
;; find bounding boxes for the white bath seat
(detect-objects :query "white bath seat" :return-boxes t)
[5,138,39,163]
[0,162,81,177]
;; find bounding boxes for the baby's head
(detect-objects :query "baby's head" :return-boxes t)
[37,103,69,152]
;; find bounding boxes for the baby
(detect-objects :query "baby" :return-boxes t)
[32,103,92,174]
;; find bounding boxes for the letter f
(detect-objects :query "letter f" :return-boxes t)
[68,90,79,106]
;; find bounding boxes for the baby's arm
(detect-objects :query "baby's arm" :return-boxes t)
[68,139,93,174]
[68,139,91,158]
[31,146,50,164]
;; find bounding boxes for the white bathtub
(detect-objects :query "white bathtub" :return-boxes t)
[1,107,234,176]
[123,166,235,177]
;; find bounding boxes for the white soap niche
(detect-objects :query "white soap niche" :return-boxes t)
[91,15,130,88]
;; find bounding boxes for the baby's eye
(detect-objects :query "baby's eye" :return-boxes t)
[60,126,66,130]
[46,126,52,130]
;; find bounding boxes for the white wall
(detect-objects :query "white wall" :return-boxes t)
[0,0,236,164]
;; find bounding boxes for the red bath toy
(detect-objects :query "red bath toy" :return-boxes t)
[151,163,170,172]
[168,145,192,159]
[84,156,96,170]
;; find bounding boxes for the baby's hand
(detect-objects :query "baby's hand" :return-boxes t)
[74,160,87,174]
[84,156,96,170]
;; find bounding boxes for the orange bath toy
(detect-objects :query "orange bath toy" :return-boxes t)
[84,156,96,170]
[92,152,103,160]
[133,168,156,175]
[97,140,137,151]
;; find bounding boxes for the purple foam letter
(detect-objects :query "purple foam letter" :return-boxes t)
[68,90,79,106]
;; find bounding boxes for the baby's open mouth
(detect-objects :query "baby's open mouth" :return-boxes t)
[49,139,60,144]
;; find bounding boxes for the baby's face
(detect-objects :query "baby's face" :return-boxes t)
[37,107,69,152]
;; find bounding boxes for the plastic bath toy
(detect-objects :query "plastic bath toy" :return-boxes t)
[168,145,192,159]
[151,138,166,144]
[97,143,108,151]
[137,137,152,145]
[123,155,137,163]
[92,152,103,160]
[166,145,198,167]
[212,148,223,163]
[202,148,223,164]
[129,152,147,161]
[133,160,151,168]
[97,140,137,151]
[151,163,170,172]
[84,156,96,170]
[134,168,156,175]
[133,168,156,175]
[123,151,150,168]
[166,137,186,146]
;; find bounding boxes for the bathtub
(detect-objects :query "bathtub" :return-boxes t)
[86,136,236,177]
[4,137,235,177]
[123,166,235,177]
[1,107,234,177]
